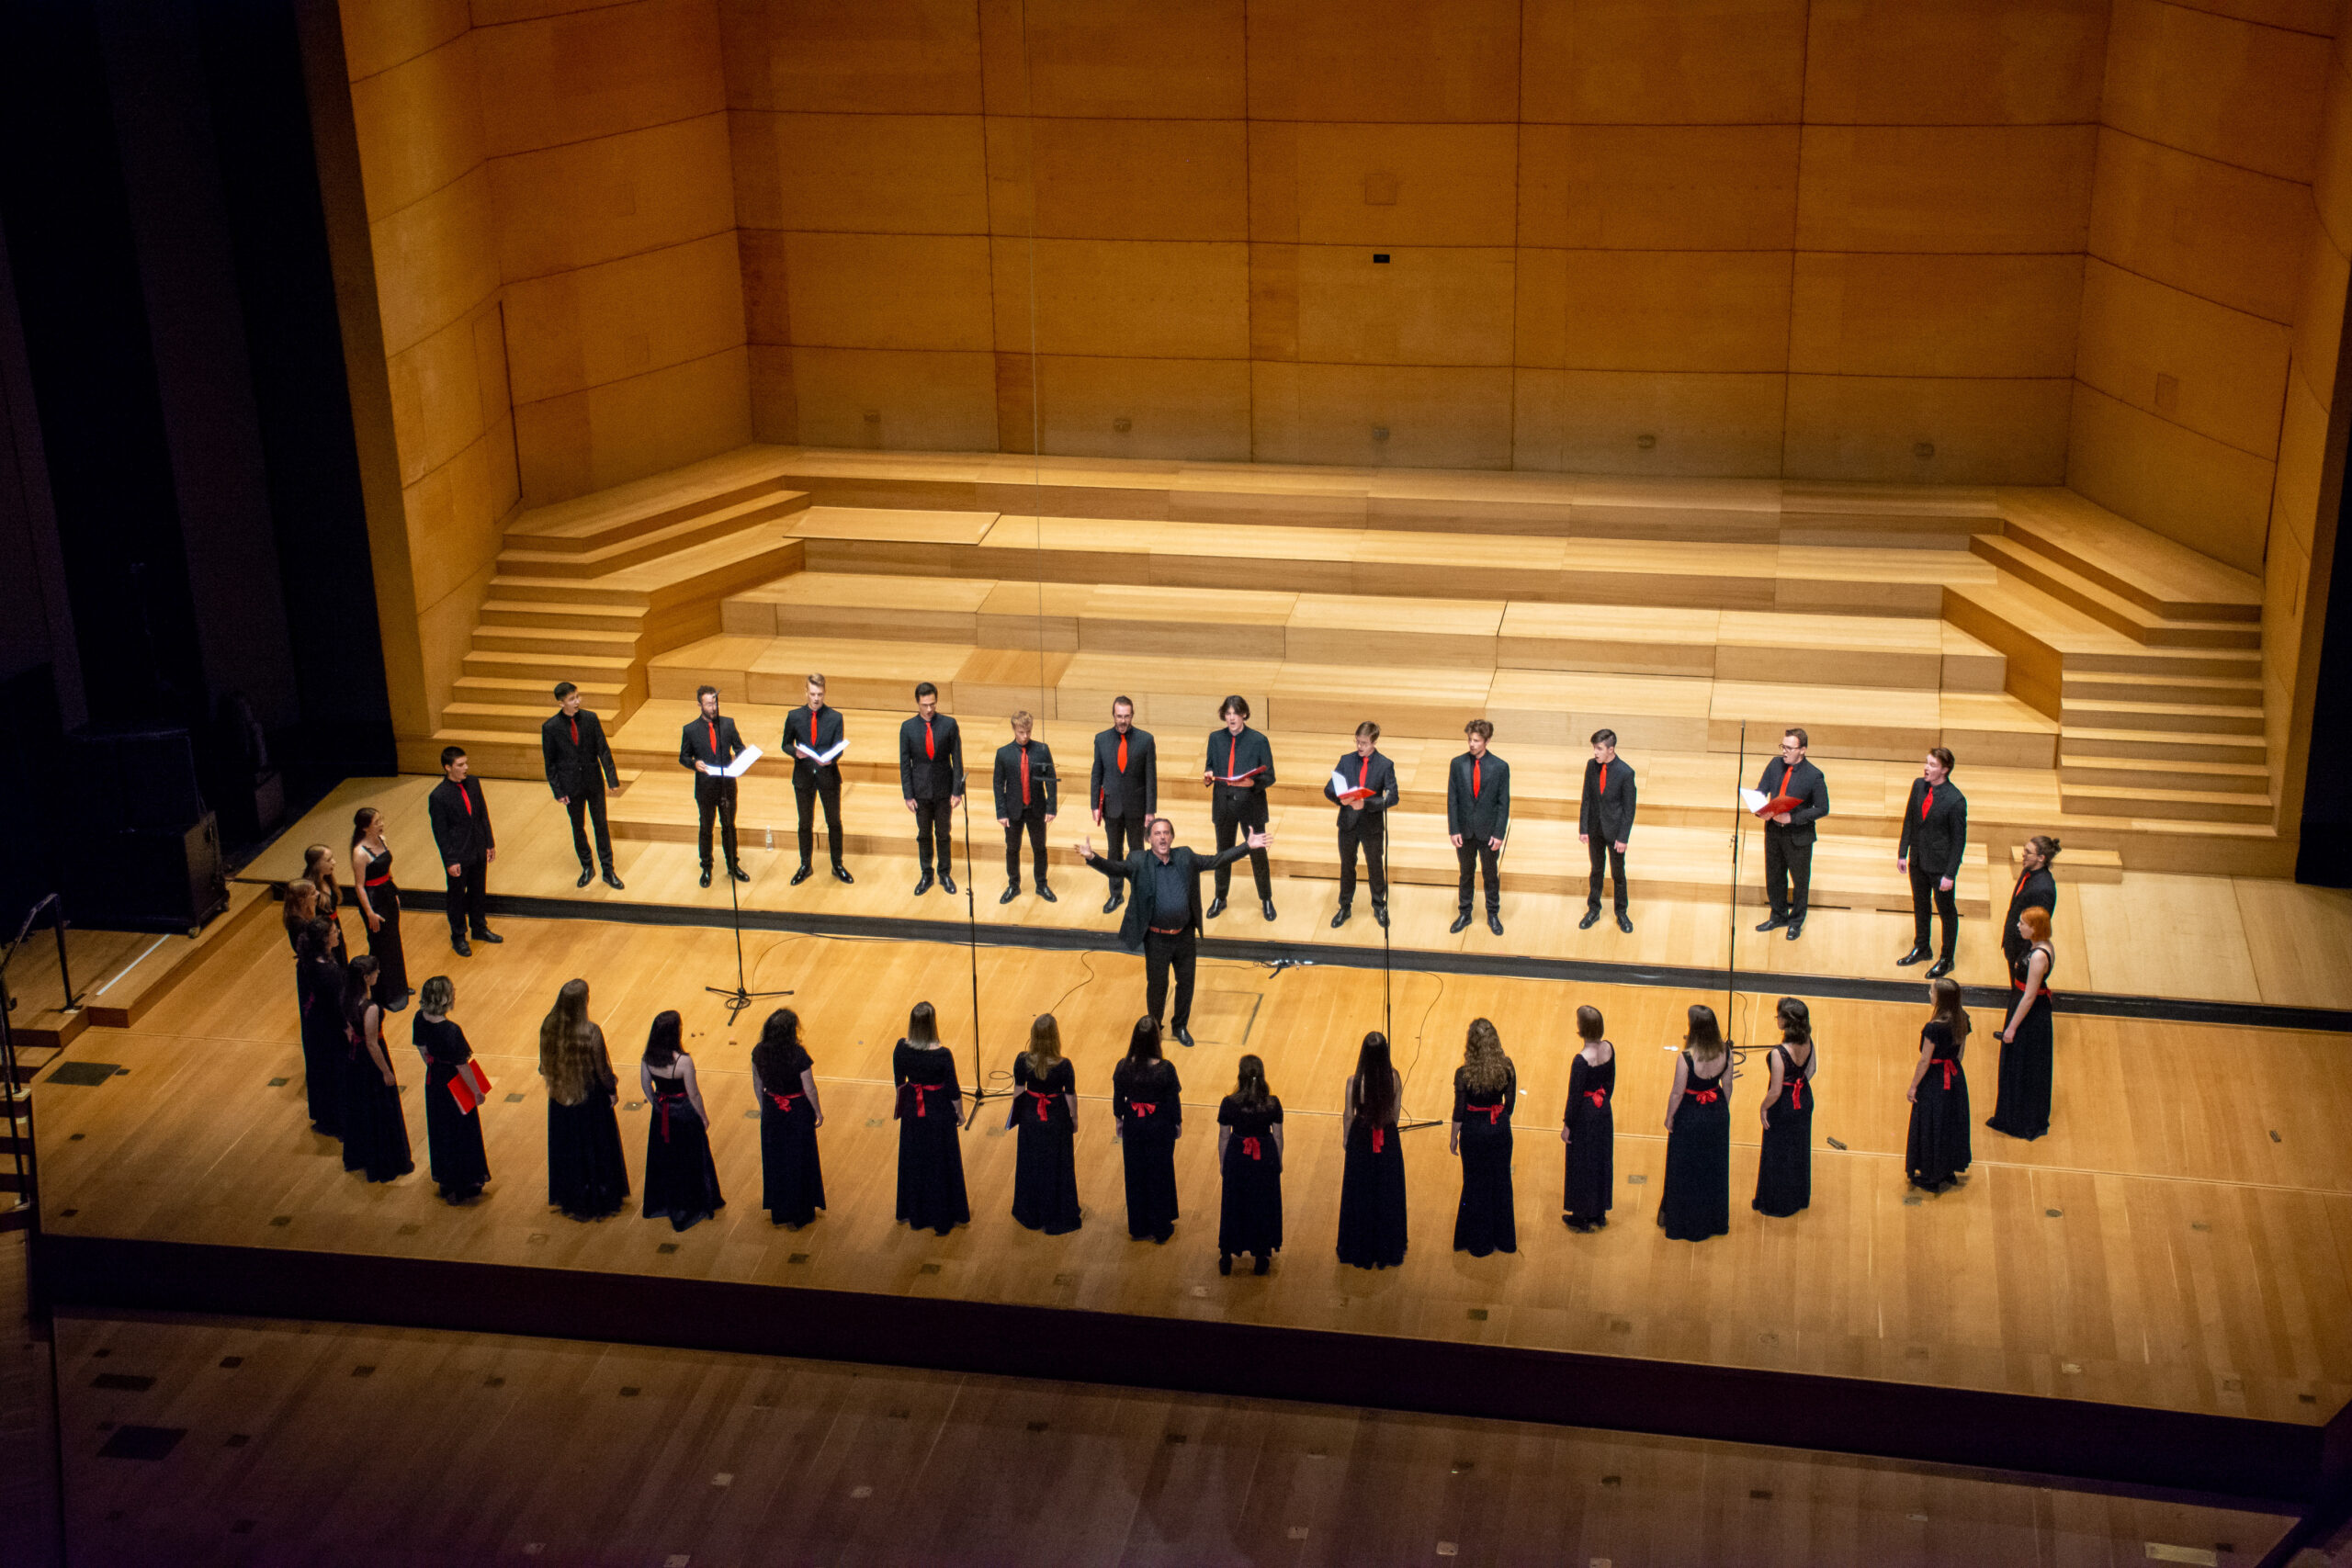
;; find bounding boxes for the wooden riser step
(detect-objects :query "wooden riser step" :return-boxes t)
[2057,755,2270,795]
[499,446,807,549]
[1995,492,2262,622]
[2059,783,2275,825]
[480,599,649,631]
[474,626,642,658]
[507,486,809,555]
[499,491,811,578]
[488,574,656,610]
[2059,646,2263,679]
[2007,842,2123,885]
[461,650,636,686]
[440,701,623,737]
[2060,726,2266,764]
[2064,699,2263,737]
[1970,536,2256,648]
[2061,670,2264,706]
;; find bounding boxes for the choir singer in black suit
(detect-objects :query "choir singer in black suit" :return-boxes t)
[1752,727,1828,941]
[783,673,851,886]
[1203,696,1276,921]
[1897,747,1968,980]
[1077,817,1265,1049]
[1090,696,1157,913]
[2002,835,2060,968]
[1448,719,1510,937]
[542,682,624,890]
[993,712,1057,903]
[1578,728,1636,933]
[1326,721,1396,930]
[899,682,963,897]
[680,684,751,888]
[427,747,499,957]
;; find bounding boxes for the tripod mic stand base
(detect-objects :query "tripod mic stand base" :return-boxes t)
[705,985,793,1021]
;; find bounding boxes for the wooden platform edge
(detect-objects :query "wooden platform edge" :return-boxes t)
[80,883,275,1031]
[29,1234,2320,1511]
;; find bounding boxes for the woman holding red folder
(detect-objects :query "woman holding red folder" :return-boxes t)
[411,974,489,1203]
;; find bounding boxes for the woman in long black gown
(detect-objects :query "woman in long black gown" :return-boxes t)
[540,978,629,1221]
[1216,1053,1283,1274]
[349,807,410,1011]
[300,844,349,964]
[337,956,414,1183]
[1752,997,1818,1218]
[1337,1032,1407,1269]
[293,913,345,1138]
[1010,1014,1081,1234]
[893,1001,971,1235]
[752,1009,825,1228]
[1112,1017,1181,1243]
[1450,1018,1517,1258]
[1561,1004,1614,1231]
[1657,1003,1731,1241]
[639,1010,725,1232]
[410,974,489,1201]
[1905,977,1973,1190]
[1986,906,2056,1140]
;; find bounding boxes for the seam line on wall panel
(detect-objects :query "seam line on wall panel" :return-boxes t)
[724,107,2119,130]
[746,231,2098,254]
[2095,123,2317,196]
[2144,0,2337,40]
[2083,252,2301,331]
[2070,379,2285,467]
[364,107,729,231]
[507,342,747,411]
[498,226,739,290]
[1783,0,1814,480]
[379,283,504,365]
[476,107,730,167]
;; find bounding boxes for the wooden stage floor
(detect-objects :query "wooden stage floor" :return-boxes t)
[29,896,2352,1444]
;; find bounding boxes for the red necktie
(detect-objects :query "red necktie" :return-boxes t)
[568,716,579,748]
[707,720,718,760]
[2013,872,2027,900]
[1117,733,1128,773]
[459,784,472,816]
[1228,735,1239,780]
[1358,754,1369,788]
[924,718,935,761]
[1473,757,1481,798]
[1922,784,1934,820]
[1021,744,1031,807]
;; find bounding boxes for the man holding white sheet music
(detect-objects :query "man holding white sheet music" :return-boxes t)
[1203,694,1276,920]
[1325,720,1396,930]
[680,684,754,888]
[783,673,851,886]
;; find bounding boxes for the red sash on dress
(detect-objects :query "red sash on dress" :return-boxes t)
[1691,1088,1720,1105]
[1240,1135,1262,1160]
[1786,1079,1805,1111]
[1024,1088,1058,1120]
[1585,1087,1607,1108]
[1371,1127,1385,1154]
[1937,1059,1957,1091]
[897,1081,942,1119]
[1472,1102,1505,1124]
[766,1090,803,1114]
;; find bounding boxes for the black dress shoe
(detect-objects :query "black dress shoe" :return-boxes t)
[1173,1025,1194,1048]
[1449,912,1472,934]
[1037,884,1056,903]
[1578,908,1600,931]
[1755,915,1786,932]
[472,930,503,944]
[1332,905,1351,929]
[1616,913,1633,934]
[941,873,956,895]
[603,870,625,891]
[1373,903,1388,929]
[1000,885,1019,903]
[1487,912,1504,936]
[1252,1254,1270,1275]
[1896,946,1931,966]
[1926,956,1954,980]
[832,864,854,885]
[1102,892,1123,914]
[1785,919,1802,941]
[577,865,595,888]
[914,873,933,896]
[791,864,813,886]
[1218,1252,1232,1275]
[729,865,751,883]
[700,868,712,887]
[452,939,472,958]
[1261,899,1276,920]
[1205,897,1227,919]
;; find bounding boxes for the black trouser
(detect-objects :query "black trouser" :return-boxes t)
[1764,826,1811,920]
[1910,863,1959,958]
[913,796,953,874]
[795,770,843,866]
[1145,928,1198,1030]
[695,775,739,871]
[565,788,614,872]
[1002,810,1048,886]
[1457,840,1501,914]
[1104,812,1148,862]
[1586,835,1627,914]
[1339,812,1386,906]
[1213,793,1271,900]
[443,857,489,942]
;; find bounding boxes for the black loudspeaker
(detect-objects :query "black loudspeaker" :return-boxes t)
[83,814,229,933]
[68,723,207,832]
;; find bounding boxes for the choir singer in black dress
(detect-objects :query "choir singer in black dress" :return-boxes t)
[752,1008,826,1228]
[1217,1054,1283,1274]
[1905,977,1973,1190]
[544,682,625,890]
[784,673,851,885]
[1752,997,1817,1218]
[411,975,489,1203]
[1336,1032,1407,1269]
[294,913,345,1137]
[1561,1005,1613,1231]
[1578,728,1636,933]
[892,1001,972,1235]
[1752,728,1828,941]
[992,712,1057,903]
[639,1011,725,1232]
[1090,697,1156,913]
[540,979,629,1221]
[1111,1016,1182,1242]
[349,808,409,1010]
[1450,1019,1518,1258]
[1076,817,1265,1048]
[1327,721,1396,930]
[1896,747,1968,979]
[339,956,414,1185]
[1203,696,1276,920]
[1657,1004,1731,1241]
[1986,906,2056,1141]
[426,748,499,957]
[2002,835,2060,969]
[899,682,963,897]
[1448,719,1510,936]
[680,685,751,888]
[1009,1014,1081,1234]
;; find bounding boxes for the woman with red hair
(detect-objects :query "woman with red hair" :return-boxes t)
[1986,906,2056,1140]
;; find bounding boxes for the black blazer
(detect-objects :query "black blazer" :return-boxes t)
[783,705,846,782]
[542,708,619,799]
[1325,749,1398,826]
[1447,750,1511,842]
[427,777,493,865]
[1754,756,1828,844]
[1091,726,1158,818]
[1578,756,1637,844]
[1081,842,1254,949]
[1205,726,1274,812]
[2003,865,2056,964]
[899,713,964,801]
[992,739,1057,819]
[680,713,747,775]
[1898,778,1968,881]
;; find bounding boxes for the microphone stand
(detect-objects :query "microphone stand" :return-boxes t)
[703,831,792,1020]
[1725,720,1747,1052]
[1384,796,1443,1135]
[955,766,989,1122]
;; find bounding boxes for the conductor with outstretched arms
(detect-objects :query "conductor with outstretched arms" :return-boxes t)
[1326,720,1396,930]
[1752,727,1828,941]
[680,684,750,888]
[1090,696,1157,913]
[899,682,963,897]
[1897,747,1968,979]
[1203,695,1276,921]
[427,746,499,957]
[1077,816,1268,1048]
[784,673,851,886]
[1578,728,1637,933]
[992,711,1057,903]
[542,682,624,891]
[1449,719,1510,937]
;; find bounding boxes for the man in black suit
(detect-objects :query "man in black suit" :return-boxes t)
[1203,695,1276,921]
[1326,720,1397,930]
[426,747,499,956]
[1897,746,1969,979]
[1752,726,1829,941]
[783,672,851,886]
[542,682,624,891]
[679,683,751,888]
[2002,834,2060,968]
[1089,696,1157,914]
[898,681,963,897]
[1577,728,1637,934]
[1448,718,1510,937]
[992,711,1057,903]
[1076,816,1267,1048]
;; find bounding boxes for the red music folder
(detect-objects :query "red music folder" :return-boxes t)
[447,1059,492,1114]
[1742,787,1804,818]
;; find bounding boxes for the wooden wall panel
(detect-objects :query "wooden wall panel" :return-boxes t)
[2066,386,2277,571]
[1555,251,1792,372]
[368,166,500,356]
[1801,0,2109,125]
[758,232,994,354]
[1243,0,1521,122]
[1283,245,1514,367]
[1518,127,1801,251]
[1250,363,1513,468]
[403,426,516,610]
[1517,369,1788,476]
[473,0,727,156]
[2075,259,2292,458]
[1518,0,1808,125]
[2168,0,2338,31]
[1252,123,1518,247]
[977,0,1246,118]
[993,240,1250,361]
[733,112,989,233]
[346,33,484,222]
[989,119,1249,242]
[2086,130,2315,325]
[503,232,748,405]
[514,345,752,503]
[1789,254,2084,378]
[2101,0,2329,181]
[721,0,979,112]
[1025,356,1253,460]
[386,310,493,485]
[489,113,735,281]
[1784,376,2074,484]
[1795,127,2098,254]
[337,0,468,81]
[784,346,999,451]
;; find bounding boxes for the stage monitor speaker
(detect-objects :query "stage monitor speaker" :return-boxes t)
[82,814,229,933]
[68,723,207,832]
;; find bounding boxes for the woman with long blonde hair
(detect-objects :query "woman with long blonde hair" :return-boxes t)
[295,847,347,962]
[1009,1013,1081,1234]
[539,979,628,1220]
[892,1001,971,1235]
[1449,1018,1518,1258]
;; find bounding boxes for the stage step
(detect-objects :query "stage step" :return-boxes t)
[2059,725,2267,764]
[2057,781,2275,824]
[503,453,805,550]
[439,700,621,736]
[480,598,649,631]
[2057,752,2270,795]
[474,624,643,658]
[2063,697,2263,736]
[498,490,810,578]
[2059,669,2265,707]
[1969,535,2258,648]
[1995,488,2262,621]
[2007,841,2123,884]
[487,573,655,609]
[461,649,636,685]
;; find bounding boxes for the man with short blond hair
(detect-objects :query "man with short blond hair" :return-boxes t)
[992,712,1057,903]
[784,672,849,885]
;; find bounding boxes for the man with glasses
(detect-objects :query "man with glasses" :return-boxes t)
[1753,727,1830,941]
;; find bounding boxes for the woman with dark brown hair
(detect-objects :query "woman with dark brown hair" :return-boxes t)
[752,1009,824,1228]
[1112,1016,1182,1243]
[349,807,410,1011]
[540,979,628,1221]
[1751,998,1817,1218]
[1009,1013,1081,1234]
[1216,1054,1283,1274]
[1337,1032,1407,1269]
[410,975,488,1202]
[293,911,345,1138]
[1560,1005,1613,1231]
[1905,977,1973,1191]
[1450,1018,1517,1257]
[1657,1003,1731,1241]
[337,955,413,1184]
[639,1010,724,1232]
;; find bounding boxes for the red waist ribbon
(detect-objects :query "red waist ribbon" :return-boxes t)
[1691,1089,1720,1105]
[1584,1087,1607,1109]
[1025,1089,1058,1120]
[1240,1135,1261,1161]
[1937,1059,1957,1091]
[1371,1127,1386,1154]
[767,1090,803,1114]
[1787,1080,1805,1111]
[1473,1102,1506,1124]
